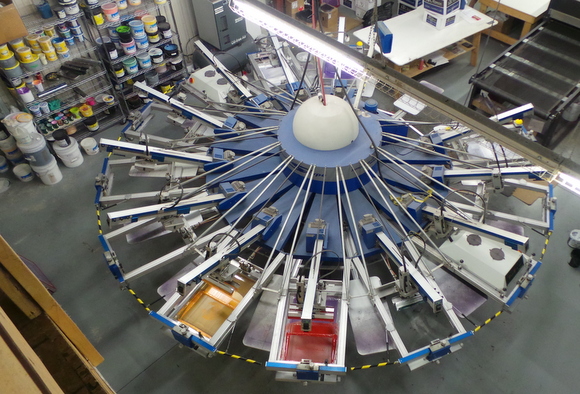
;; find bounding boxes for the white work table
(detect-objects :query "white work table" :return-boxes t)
[477,0,550,45]
[353,7,495,77]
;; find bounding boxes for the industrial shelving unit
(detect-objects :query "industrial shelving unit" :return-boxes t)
[84,0,187,114]
[7,8,125,140]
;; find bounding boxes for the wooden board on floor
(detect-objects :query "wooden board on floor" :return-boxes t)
[0,306,64,394]
[0,236,104,366]
[0,265,42,319]
[18,314,114,394]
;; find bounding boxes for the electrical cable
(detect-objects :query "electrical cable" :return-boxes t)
[440,189,487,223]
[408,231,426,269]
[207,232,242,258]
[291,52,311,110]
[299,249,341,277]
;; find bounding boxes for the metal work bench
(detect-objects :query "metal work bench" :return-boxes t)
[477,0,549,45]
[353,6,495,78]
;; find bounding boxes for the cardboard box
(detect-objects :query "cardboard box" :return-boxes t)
[424,0,460,16]
[400,0,423,6]
[0,1,28,44]
[285,0,305,18]
[320,4,339,31]
[424,9,458,30]
[398,3,420,15]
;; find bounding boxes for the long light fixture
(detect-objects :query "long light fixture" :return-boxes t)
[229,0,370,80]
[556,172,580,196]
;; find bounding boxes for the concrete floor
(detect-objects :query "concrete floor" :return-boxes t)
[2,34,580,394]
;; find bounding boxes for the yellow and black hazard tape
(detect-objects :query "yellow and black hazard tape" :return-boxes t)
[96,207,104,235]
[540,231,552,260]
[473,310,503,333]
[350,360,400,370]
[126,286,152,313]
[216,350,261,365]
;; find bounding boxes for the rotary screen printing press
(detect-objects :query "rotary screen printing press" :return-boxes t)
[469,0,580,148]
[92,0,580,384]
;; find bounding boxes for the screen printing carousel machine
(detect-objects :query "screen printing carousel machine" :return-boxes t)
[92,0,580,384]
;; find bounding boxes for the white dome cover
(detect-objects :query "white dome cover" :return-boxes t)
[292,95,359,151]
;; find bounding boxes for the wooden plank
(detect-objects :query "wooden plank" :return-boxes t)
[0,236,104,366]
[0,306,64,394]
[0,265,42,319]
[20,315,115,394]
[59,324,116,394]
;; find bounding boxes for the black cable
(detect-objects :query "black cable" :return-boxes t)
[408,232,426,269]
[290,52,311,110]
[440,189,487,222]
[207,232,242,257]
[320,257,343,279]
[163,181,184,209]
[147,294,166,307]
[221,158,304,243]
[490,142,503,172]
[299,249,340,277]
[500,145,509,168]
[461,313,478,327]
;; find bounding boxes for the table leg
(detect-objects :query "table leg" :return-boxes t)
[470,32,481,66]
[520,21,533,39]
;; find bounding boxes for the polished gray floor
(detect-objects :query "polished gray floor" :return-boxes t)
[1,34,580,394]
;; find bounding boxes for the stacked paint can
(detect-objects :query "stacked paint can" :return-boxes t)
[38,35,58,62]
[158,22,172,39]
[52,130,84,168]
[0,128,25,165]
[102,3,120,22]
[58,0,80,16]
[122,57,138,74]
[117,25,136,56]
[129,19,149,49]
[3,112,62,185]
[0,44,23,79]
[142,15,160,44]
[17,46,42,73]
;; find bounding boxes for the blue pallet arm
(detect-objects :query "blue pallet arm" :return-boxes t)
[246,93,270,112]
[94,158,110,205]
[429,132,446,155]
[99,234,124,282]
[177,207,282,295]
[218,181,247,211]
[305,219,328,253]
[358,214,383,249]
